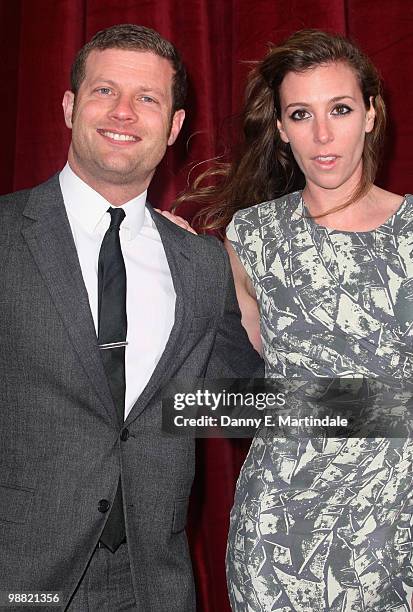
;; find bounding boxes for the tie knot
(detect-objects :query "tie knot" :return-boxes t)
[108,207,126,230]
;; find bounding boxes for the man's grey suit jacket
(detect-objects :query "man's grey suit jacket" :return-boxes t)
[0,175,262,610]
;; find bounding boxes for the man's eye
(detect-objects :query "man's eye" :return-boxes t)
[96,87,112,95]
[289,109,310,121]
[140,95,156,103]
[331,104,352,115]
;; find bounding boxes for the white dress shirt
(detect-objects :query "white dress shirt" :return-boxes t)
[59,163,175,418]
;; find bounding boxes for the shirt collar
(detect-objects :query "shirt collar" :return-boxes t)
[59,162,147,240]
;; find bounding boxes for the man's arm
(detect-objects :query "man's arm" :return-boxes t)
[204,237,264,380]
[154,210,264,377]
[224,237,262,355]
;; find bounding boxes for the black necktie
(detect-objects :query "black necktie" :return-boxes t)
[98,207,127,552]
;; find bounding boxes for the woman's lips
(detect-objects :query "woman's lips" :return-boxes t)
[312,155,340,168]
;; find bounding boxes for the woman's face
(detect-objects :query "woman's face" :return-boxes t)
[277,61,375,195]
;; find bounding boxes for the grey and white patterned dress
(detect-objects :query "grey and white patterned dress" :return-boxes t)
[226,191,413,611]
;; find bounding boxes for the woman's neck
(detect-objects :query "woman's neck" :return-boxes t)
[301,184,404,232]
[301,170,362,217]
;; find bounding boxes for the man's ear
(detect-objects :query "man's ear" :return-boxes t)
[168,109,185,146]
[62,91,75,129]
[277,118,290,144]
[365,96,376,134]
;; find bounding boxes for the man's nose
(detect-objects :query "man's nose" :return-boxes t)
[109,94,137,121]
[313,117,333,144]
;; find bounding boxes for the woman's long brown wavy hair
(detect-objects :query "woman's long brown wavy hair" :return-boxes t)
[177,29,386,234]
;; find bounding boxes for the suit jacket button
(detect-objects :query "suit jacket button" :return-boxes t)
[98,499,110,513]
[120,428,129,441]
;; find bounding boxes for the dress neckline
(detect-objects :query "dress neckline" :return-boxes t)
[300,193,412,235]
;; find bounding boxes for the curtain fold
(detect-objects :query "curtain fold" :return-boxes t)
[2,2,413,609]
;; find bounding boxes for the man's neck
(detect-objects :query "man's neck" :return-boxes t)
[67,161,150,206]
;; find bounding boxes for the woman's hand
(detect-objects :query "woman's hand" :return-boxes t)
[155,209,197,234]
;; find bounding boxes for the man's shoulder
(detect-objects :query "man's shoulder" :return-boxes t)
[154,212,230,278]
[0,186,34,236]
[188,232,229,270]
[0,174,61,221]
[150,207,228,263]
[0,185,32,209]
[196,233,225,254]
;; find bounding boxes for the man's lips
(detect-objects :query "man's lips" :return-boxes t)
[96,129,141,143]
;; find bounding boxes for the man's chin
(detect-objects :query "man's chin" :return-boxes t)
[95,160,144,185]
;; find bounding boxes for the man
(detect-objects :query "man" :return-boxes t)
[0,24,262,611]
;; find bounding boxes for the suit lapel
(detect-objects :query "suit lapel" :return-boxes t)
[21,179,196,426]
[21,175,116,425]
[124,206,196,424]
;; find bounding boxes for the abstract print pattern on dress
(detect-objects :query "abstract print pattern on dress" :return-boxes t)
[226,192,413,611]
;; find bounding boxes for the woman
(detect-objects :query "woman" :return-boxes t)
[175,29,413,611]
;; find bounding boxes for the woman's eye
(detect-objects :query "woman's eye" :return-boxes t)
[290,109,310,121]
[331,104,352,115]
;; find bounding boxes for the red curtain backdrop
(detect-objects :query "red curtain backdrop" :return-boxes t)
[1,1,413,610]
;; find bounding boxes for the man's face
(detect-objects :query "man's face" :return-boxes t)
[62,49,185,200]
